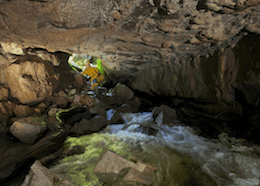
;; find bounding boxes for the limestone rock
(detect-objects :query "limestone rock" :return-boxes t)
[121,167,154,185]
[94,150,156,185]
[10,121,43,144]
[13,104,34,117]
[5,57,59,104]
[22,160,71,186]
[1,43,24,55]
[10,116,48,144]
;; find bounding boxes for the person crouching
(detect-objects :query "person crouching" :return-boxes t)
[80,61,104,90]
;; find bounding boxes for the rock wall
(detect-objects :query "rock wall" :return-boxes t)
[132,33,260,106]
[0,0,260,106]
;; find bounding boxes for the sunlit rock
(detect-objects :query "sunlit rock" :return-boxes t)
[1,43,24,55]
[5,57,59,104]
[10,116,48,144]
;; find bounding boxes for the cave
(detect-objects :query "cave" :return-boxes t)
[1,0,260,185]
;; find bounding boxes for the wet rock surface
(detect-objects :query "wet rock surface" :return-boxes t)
[0,81,259,185]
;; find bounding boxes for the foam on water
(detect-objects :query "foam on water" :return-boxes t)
[107,112,260,186]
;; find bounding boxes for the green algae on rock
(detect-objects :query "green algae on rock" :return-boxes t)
[50,133,217,186]
[50,133,132,186]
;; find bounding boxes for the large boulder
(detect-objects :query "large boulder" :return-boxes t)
[94,150,156,185]
[10,116,48,144]
[4,56,59,104]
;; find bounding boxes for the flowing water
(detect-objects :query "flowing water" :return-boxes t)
[105,111,260,186]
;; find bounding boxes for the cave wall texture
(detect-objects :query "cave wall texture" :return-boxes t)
[0,0,260,107]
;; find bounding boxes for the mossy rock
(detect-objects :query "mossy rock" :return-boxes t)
[50,133,217,186]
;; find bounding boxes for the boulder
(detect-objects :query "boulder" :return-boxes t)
[70,115,106,135]
[112,83,134,105]
[22,160,71,186]
[10,120,45,144]
[5,57,59,104]
[153,105,178,125]
[13,104,34,117]
[1,42,24,55]
[94,150,156,185]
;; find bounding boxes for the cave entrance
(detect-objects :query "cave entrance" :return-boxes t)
[68,54,101,74]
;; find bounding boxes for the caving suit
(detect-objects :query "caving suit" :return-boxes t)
[80,62,104,90]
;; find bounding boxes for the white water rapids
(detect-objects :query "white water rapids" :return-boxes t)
[105,111,260,186]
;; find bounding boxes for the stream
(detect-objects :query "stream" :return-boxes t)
[102,111,260,186]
